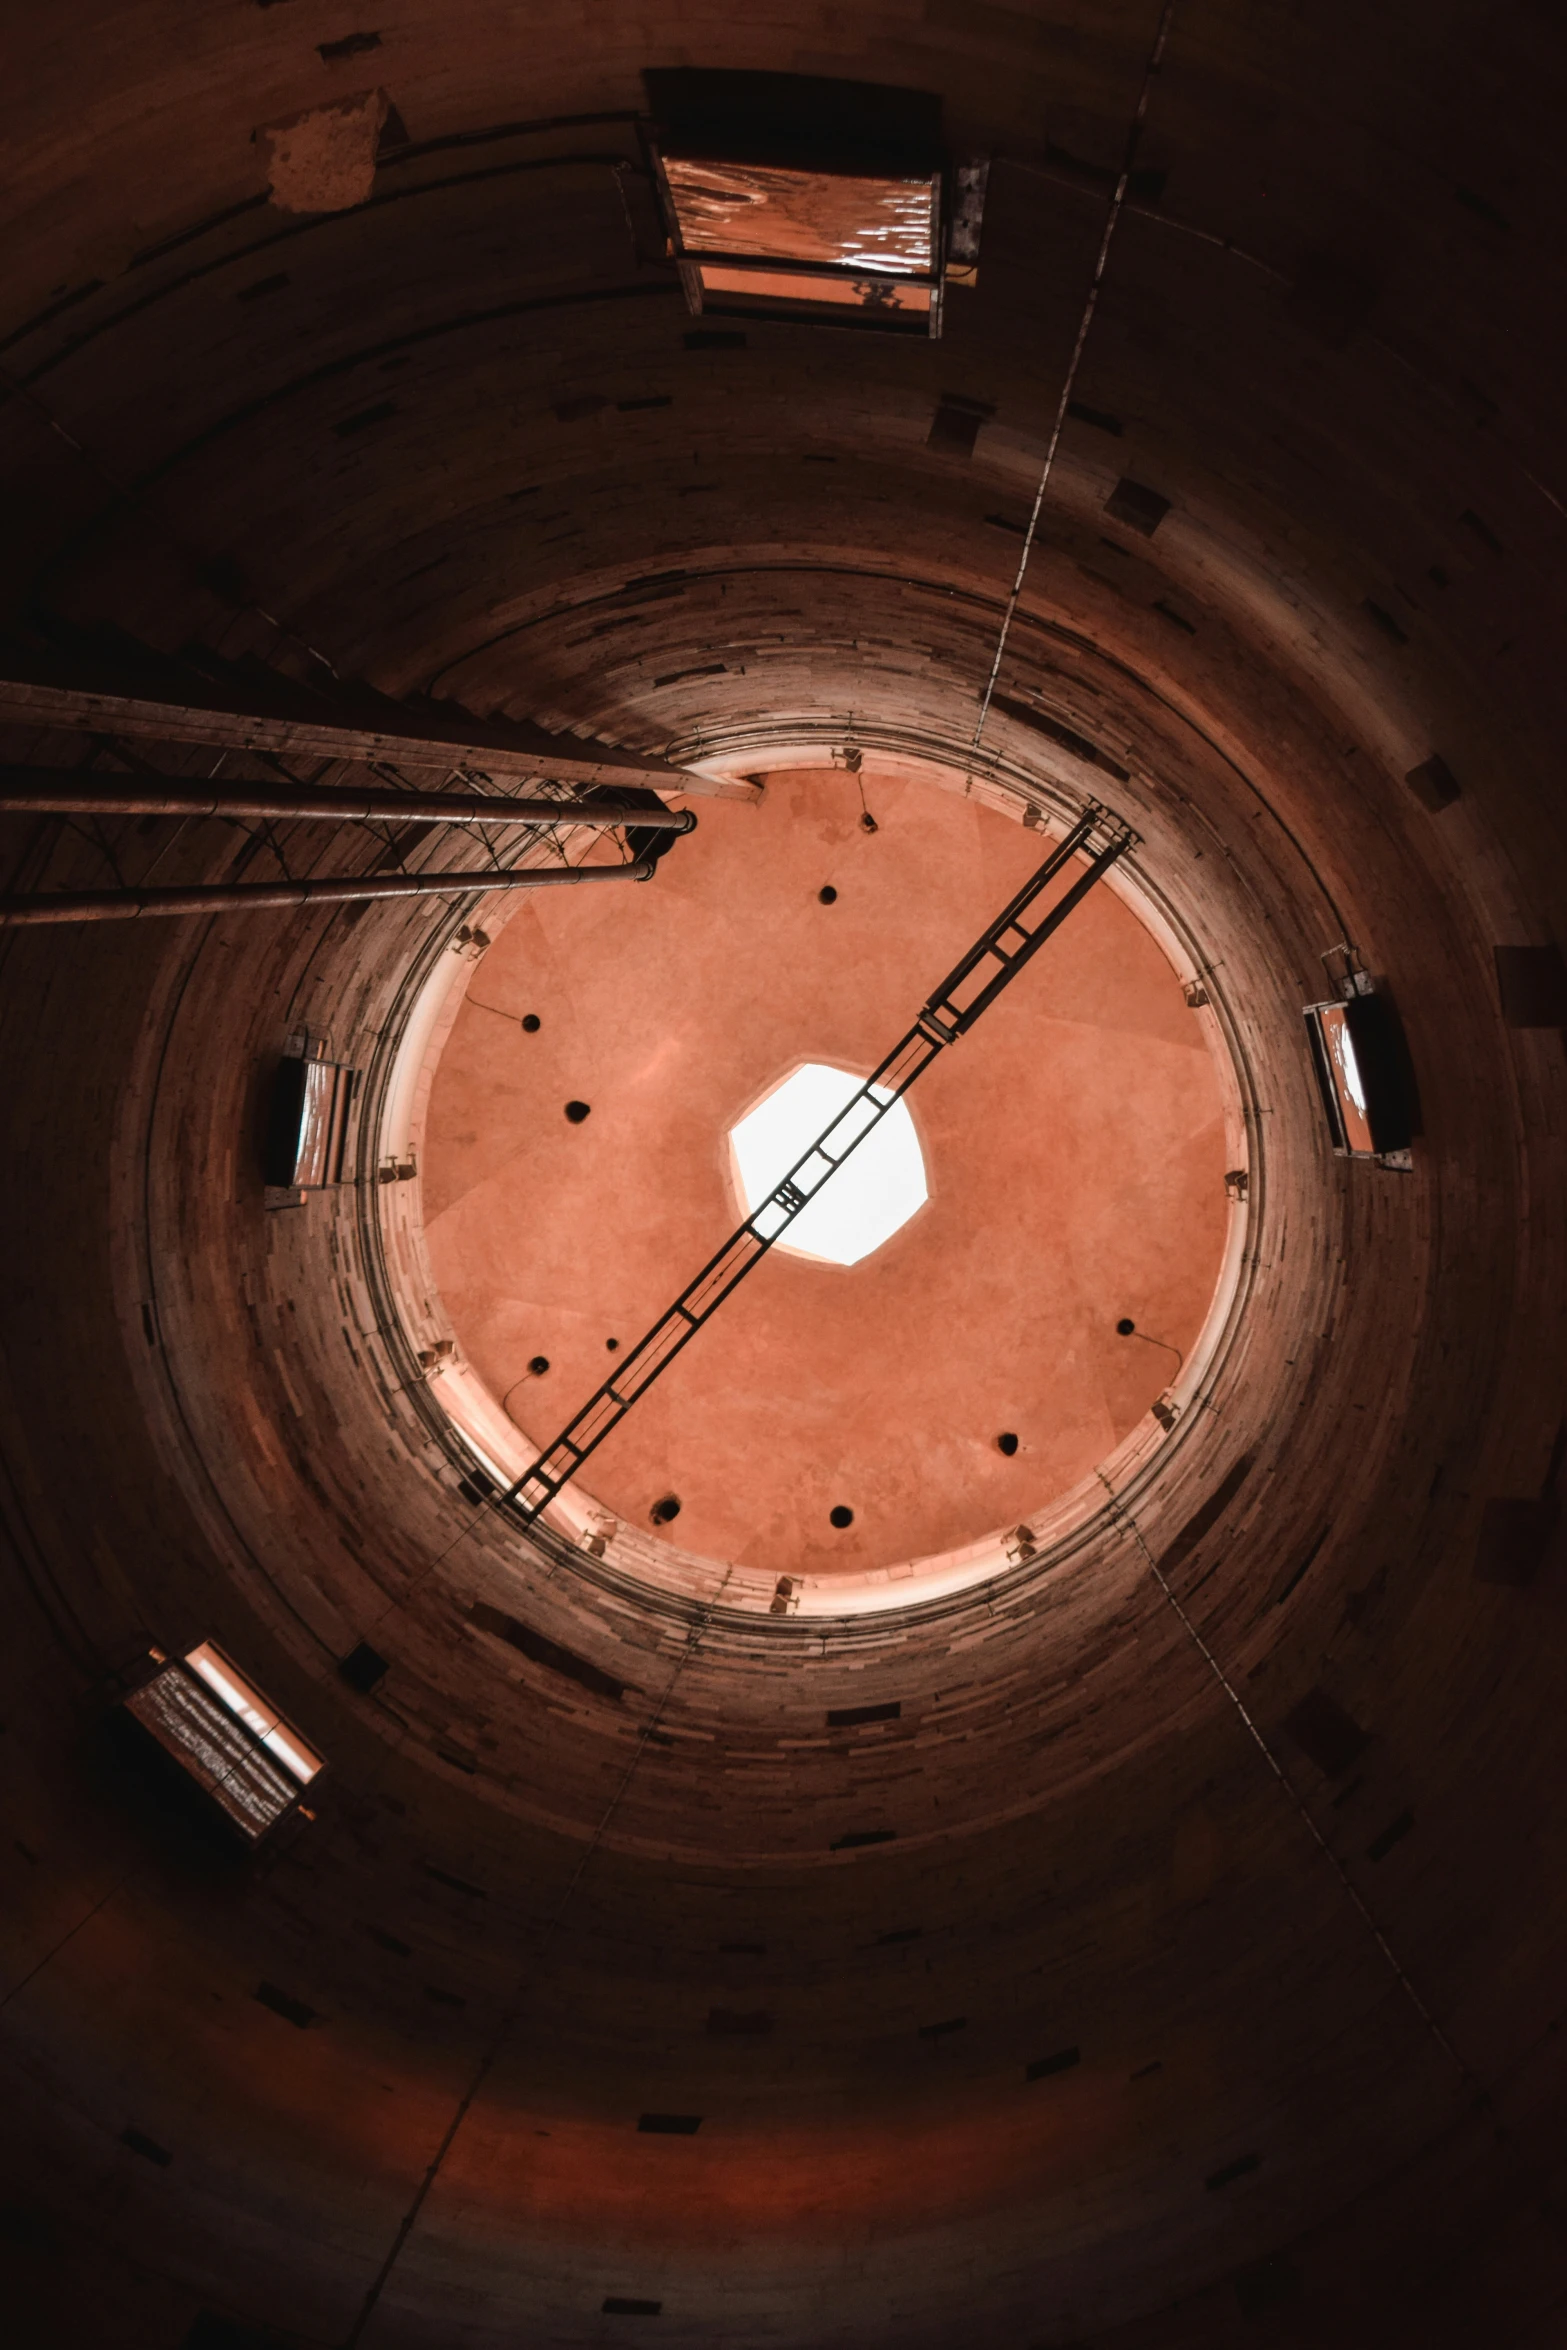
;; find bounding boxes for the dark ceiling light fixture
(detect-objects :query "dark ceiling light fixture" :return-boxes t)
[1303,960,1415,1165]
[644,69,984,338]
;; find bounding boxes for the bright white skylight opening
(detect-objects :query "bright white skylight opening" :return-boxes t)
[728,1062,928,1268]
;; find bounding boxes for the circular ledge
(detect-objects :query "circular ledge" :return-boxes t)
[368,750,1257,1619]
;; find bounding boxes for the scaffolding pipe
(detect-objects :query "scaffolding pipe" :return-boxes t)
[0,855,656,926]
[0,765,695,830]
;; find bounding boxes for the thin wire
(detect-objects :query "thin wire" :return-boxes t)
[357,1503,490,1636]
[1101,1476,1476,2088]
[464,997,529,1025]
[55,814,126,887]
[970,0,1179,763]
[852,768,877,830]
[1126,1326,1183,1372]
[0,1872,133,2011]
[340,1578,729,2348]
[255,817,295,882]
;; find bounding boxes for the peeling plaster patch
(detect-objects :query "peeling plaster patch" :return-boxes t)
[258,89,389,216]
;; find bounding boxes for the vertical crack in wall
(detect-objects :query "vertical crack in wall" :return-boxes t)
[1100,1472,1477,2092]
[970,0,1182,767]
[340,1572,733,2348]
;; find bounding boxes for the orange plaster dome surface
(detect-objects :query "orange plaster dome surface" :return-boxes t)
[421,768,1230,1576]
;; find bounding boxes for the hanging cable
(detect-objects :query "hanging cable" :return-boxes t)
[339,1577,732,2348]
[970,0,1180,762]
[1099,1475,1477,2091]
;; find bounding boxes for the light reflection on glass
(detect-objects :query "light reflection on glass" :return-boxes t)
[186,1641,322,1783]
[664,157,935,275]
[1319,1004,1375,1155]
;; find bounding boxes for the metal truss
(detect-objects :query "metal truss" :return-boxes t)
[0,767,696,831]
[504,800,1138,1525]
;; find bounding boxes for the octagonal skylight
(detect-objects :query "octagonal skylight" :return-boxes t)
[728,1062,928,1267]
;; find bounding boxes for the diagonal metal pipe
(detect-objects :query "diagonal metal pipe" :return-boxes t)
[0,855,656,925]
[0,765,696,830]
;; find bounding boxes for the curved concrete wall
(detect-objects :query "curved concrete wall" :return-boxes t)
[3,7,1566,2346]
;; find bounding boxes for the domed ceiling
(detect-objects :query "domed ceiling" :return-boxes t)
[419,764,1230,1583]
[2,9,1566,2350]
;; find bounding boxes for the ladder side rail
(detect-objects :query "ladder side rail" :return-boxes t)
[865,1024,950,1100]
[928,826,1113,1031]
[0,767,696,831]
[915,810,1100,1028]
[678,1223,776,1320]
[752,1028,946,1222]
[937,830,1135,1039]
[503,1226,774,1506]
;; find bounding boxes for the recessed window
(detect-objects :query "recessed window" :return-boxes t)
[1314,1002,1374,1152]
[121,1642,322,1844]
[647,69,950,337]
[659,161,940,331]
[1303,987,1413,1159]
[262,1048,358,1188]
[728,1062,927,1267]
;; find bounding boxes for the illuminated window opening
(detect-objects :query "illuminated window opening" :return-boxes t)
[694,261,934,315]
[645,70,961,338]
[120,1644,323,1845]
[657,156,943,334]
[1303,985,1414,1163]
[262,1043,359,1190]
[185,1642,323,1783]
